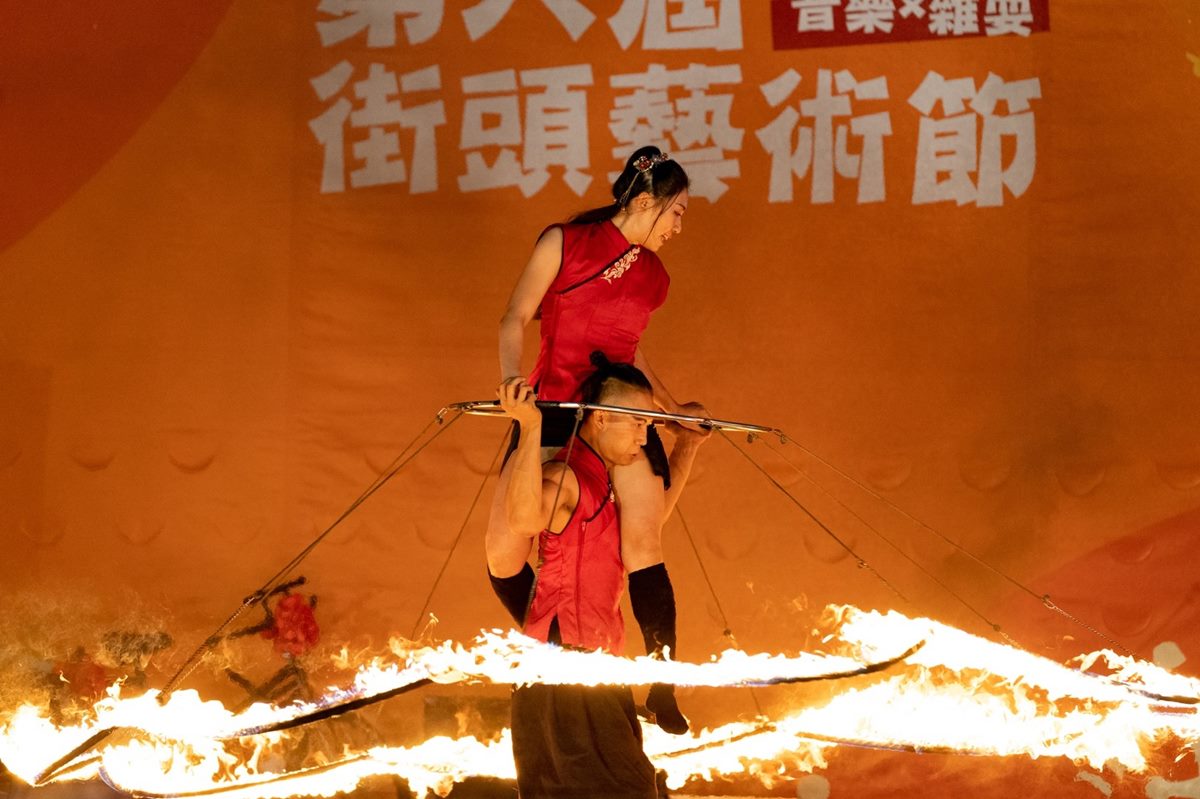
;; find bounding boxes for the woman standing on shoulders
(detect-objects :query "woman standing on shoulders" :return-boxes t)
[485,146,704,735]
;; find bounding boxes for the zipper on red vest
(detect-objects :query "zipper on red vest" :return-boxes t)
[574,519,587,636]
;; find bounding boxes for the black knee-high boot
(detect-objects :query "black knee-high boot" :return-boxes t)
[628,563,688,735]
[489,563,535,626]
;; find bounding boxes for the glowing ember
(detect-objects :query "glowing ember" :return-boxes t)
[1,606,1197,798]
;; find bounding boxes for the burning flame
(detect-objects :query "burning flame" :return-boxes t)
[1,606,1197,798]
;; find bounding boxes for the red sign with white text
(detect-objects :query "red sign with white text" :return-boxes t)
[771,0,1050,50]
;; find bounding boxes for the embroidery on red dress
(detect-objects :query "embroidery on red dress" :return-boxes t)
[601,246,640,283]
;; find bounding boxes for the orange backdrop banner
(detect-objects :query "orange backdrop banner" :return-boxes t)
[2,1,1200,796]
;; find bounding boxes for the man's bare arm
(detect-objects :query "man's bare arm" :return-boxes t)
[500,381,579,536]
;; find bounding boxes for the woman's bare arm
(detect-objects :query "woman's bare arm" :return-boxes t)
[499,227,564,383]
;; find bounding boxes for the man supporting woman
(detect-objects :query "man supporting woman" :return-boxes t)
[485,147,702,735]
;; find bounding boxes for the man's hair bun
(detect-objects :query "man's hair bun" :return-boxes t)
[578,351,652,408]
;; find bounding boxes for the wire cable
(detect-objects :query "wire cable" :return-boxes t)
[409,428,510,639]
[161,410,463,700]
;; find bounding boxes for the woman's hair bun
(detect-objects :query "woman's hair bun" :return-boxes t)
[569,145,687,225]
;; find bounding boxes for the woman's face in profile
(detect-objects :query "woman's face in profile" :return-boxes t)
[643,189,688,252]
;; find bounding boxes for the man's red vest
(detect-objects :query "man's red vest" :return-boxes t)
[523,439,626,654]
[529,220,670,401]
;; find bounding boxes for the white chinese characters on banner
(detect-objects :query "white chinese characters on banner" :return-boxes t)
[609,63,744,201]
[984,0,1033,36]
[928,0,979,36]
[458,65,594,197]
[317,0,743,49]
[316,0,444,48]
[845,0,896,33]
[784,0,1039,37]
[908,71,1041,206]
[305,56,1040,207]
[756,69,892,204]
[309,62,446,193]
[791,0,840,33]
[609,0,743,51]
[462,0,596,42]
